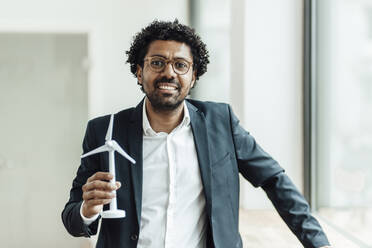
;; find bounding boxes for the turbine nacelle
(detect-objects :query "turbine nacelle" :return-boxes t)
[106,140,115,150]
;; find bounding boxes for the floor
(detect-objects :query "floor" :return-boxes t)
[239,209,370,248]
[317,207,372,247]
[83,209,370,248]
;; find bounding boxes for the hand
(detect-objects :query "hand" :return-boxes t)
[81,172,121,218]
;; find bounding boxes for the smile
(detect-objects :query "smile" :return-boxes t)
[157,83,178,90]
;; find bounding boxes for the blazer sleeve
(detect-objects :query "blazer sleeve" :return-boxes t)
[228,105,330,248]
[262,173,330,248]
[61,120,101,237]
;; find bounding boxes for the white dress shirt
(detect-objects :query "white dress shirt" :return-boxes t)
[81,99,207,248]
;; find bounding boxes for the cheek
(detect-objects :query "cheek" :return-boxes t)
[180,75,194,87]
[142,73,157,87]
[183,79,194,91]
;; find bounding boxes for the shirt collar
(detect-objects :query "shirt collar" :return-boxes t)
[142,98,191,136]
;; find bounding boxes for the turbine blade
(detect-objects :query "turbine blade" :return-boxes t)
[105,114,114,141]
[112,141,136,164]
[81,145,109,158]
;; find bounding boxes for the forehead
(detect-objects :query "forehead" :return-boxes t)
[146,40,192,60]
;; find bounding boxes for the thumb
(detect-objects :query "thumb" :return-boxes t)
[116,181,122,189]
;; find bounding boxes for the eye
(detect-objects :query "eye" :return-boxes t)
[174,60,188,69]
[150,59,165,68]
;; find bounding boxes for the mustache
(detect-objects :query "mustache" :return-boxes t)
[155,77,181,88]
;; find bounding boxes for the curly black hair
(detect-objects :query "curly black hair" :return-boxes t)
[126,19,209,81]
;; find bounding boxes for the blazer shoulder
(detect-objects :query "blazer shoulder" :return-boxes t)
[87,107,136,130]
[187,99,231,116]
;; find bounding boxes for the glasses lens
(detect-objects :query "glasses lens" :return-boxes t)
[173,59,190,74]
[149,57,165,71]
[147,57,191,75]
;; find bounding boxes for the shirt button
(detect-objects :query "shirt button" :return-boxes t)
[130,234,138,241]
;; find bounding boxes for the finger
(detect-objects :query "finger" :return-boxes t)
[83,190,116,201]
[83,180,118,192]
[85,198,113,207]
[87,172,113,183]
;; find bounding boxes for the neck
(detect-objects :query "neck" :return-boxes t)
[145,98,185,133]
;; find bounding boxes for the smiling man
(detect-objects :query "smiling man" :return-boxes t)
[62,20,331,248]
[137,40,197,134]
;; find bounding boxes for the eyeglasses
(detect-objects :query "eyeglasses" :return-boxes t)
[144,56,193,75]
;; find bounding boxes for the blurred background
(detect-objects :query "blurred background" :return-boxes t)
[0,0,371,247]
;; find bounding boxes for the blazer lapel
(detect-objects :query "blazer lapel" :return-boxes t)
[187,101,213,216]
[126,100,144,225]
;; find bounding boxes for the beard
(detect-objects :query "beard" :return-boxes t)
[144,77,189,112]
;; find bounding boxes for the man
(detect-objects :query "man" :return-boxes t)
[62,20,331,248]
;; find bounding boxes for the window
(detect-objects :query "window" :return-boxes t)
[311,0,372,245]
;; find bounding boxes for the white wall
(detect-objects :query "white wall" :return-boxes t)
[231,0,304,209]
[0,0,189,118]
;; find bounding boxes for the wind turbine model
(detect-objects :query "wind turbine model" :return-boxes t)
[81,114,136,218]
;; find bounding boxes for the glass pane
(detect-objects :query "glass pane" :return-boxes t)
[316,0,372,245]
[189,0,230,103]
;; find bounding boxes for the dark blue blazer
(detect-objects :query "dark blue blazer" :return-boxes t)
[62,99,330,248]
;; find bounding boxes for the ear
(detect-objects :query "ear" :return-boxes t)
[191,70,196,88]
[136,65,143,84]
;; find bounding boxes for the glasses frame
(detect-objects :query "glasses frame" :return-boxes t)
[143,56,193,75]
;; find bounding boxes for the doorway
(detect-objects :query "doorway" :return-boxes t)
[0,33,89,247]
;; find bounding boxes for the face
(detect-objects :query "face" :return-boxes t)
[136,40,196,112]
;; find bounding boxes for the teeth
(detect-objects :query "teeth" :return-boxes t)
[158,85,176,90]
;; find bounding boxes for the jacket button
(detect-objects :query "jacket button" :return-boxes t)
[130,234,138,241]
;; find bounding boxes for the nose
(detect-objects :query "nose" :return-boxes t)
[162,62,177,78]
